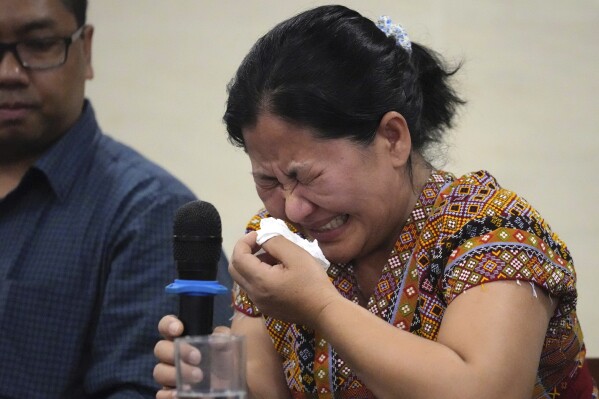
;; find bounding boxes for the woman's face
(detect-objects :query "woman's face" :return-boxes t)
[243,112,414,265]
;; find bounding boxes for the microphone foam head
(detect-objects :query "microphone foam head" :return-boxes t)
[173,200,222,277]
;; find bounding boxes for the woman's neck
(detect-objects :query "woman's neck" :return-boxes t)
[353,155,433,298]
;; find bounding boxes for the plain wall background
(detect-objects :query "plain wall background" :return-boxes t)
[86,1,598,355]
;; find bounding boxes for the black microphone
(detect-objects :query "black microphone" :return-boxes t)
[168,200,226,336]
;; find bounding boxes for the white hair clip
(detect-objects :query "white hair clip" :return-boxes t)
[376,16,412,54]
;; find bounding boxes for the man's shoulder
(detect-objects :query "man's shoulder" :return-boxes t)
[91,133,195,200]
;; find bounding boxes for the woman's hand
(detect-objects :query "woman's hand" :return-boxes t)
[229,231,340,327]
[153,315,183,399]
[153,315,231,399]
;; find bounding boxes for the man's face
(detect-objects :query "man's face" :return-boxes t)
[0,0,93,164]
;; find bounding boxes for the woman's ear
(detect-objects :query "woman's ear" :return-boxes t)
[376,111,412,167]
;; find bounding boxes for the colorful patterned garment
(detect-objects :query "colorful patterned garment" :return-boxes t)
[234,170,598,398]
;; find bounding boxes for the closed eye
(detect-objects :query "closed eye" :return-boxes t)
[294,170,321,187]
[254,176,281,190]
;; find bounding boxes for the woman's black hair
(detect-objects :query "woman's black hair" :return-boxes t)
[224,5,464,157]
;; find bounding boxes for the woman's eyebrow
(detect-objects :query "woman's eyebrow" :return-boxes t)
[285,168,298,180]
[285,162,310,179]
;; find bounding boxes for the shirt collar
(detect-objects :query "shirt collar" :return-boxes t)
[33,100,100,202]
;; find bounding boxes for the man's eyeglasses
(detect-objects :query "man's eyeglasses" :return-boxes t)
[0,25,86,70]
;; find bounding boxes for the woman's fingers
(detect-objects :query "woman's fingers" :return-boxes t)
[155,387,176,399]
[213,325,232,335]
[260,235,309,265]
[154,317,214,398]
[154,340,201,387]
[229,233,266,289]
[153,362,177,387]
[154,339,176,364]
[158,315,184,339]
[154,339,203,386]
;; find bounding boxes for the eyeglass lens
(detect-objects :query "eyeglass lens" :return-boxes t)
[18,39,68,69]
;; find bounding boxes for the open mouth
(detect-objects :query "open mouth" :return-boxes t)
[313,214,349,232]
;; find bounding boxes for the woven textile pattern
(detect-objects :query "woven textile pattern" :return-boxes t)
[233,170,594,398]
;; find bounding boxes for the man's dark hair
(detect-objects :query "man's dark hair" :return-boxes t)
[61,0,88,27]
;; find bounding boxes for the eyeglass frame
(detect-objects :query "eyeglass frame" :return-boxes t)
[0,25,86,71]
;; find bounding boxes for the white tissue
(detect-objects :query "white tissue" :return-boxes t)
[256,217,330,271]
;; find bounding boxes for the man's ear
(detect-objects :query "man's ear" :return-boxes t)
[376,111,412,167]
[82,25,94,80]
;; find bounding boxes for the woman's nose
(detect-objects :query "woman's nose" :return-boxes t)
[283,186,315,223]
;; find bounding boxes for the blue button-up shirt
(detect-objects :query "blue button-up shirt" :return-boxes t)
[0,101,233,398]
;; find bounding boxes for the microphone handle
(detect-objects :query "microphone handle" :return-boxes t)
[179,295,214,336]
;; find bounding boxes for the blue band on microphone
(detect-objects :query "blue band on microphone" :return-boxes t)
[165,279,228,296]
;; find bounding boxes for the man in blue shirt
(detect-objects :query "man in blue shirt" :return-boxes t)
[0,1,233,397]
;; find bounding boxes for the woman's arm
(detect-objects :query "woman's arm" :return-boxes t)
[231,234,556,399]
[315,280,554,399]
[231,311,291,399]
